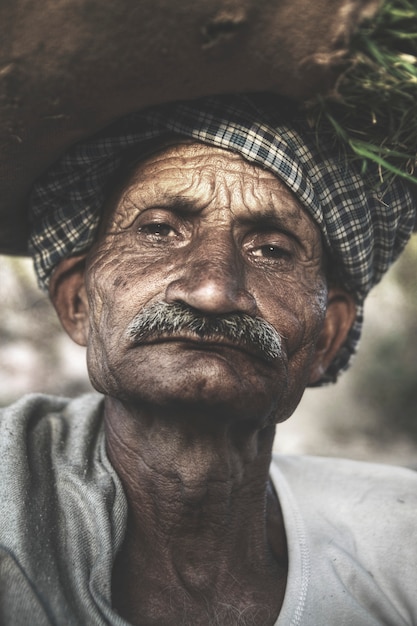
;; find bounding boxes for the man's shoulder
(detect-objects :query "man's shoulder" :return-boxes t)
[0,393,124,625]
[271,453,417,565]
[0,392,104,467]
[0,391,103,423]
[272,455,417,623]
[0,391,107,532]
[0,391,103,415]
[272,453,417,520]
[272,452,417,496]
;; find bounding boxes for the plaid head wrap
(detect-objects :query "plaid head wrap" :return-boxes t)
[29,94,416,384]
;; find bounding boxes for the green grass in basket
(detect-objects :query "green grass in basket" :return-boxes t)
[305,0,417,186]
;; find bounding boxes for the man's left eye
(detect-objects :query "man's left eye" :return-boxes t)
[251,245,292,261]
[138,223,176,238]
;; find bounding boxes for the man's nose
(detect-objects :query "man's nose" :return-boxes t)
[165,254,257,316]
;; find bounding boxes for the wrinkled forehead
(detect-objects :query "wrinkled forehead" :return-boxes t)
[104,140,317,233]
[128,140,286,182]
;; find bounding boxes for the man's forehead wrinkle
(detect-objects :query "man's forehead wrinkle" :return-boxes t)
[119,171,217,218]
[106,198,139,232]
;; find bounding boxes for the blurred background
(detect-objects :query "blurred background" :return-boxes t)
[1,237,416,468]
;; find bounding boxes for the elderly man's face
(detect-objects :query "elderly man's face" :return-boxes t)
[77,143,331,424]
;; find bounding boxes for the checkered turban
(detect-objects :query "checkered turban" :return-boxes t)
[29,94,416,383]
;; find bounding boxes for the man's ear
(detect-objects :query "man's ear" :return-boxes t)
[48,255,90,347]
[308,287,357,385]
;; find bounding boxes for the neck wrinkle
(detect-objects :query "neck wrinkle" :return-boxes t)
[104,394,281,556]
[105,395,287,625]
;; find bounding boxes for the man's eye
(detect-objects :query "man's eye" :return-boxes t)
[252,245,292,261]
[138,223,176,238]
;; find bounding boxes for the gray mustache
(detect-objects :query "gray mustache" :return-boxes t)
[126,302,283,362]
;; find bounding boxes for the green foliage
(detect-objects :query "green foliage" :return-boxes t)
[306,0,417,185]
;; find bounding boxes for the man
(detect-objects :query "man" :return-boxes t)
[1,94,416,625]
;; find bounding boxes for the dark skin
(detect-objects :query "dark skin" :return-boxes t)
[50,143,356,625]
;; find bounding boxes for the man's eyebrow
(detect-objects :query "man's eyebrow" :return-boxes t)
[157,196,199,213]
[124,192,202,214]
[242,201,304,227]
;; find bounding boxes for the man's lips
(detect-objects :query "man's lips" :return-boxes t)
[129,332,278,363]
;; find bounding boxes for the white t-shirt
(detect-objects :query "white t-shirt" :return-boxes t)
[271,457,417,625]
[0,393,416,625]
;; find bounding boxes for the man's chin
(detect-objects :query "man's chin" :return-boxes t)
[101,374,281,426]
[118,394,278,430]
[88,343,288,422]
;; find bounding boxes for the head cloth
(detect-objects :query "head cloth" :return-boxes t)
[29,94,416,384]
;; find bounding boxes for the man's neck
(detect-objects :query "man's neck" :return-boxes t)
[105,396,288,626]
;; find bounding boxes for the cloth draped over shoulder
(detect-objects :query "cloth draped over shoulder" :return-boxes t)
[28,94,416,384]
